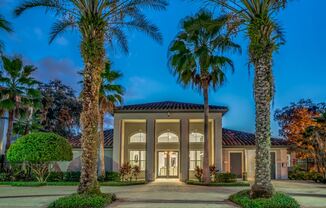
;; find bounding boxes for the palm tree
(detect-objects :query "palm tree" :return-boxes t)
[168,11,240,184]
[0,15,12,53]
[0,56,40,153]
[15,0,167,194]
[209,0,287,197]
[99,61,123,178]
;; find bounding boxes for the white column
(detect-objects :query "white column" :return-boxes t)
[180,118,189,182]
[112,118,121,172]
[214,114,223,172]
[146,118,155,181]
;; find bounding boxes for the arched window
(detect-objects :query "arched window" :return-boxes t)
[158,132,179,143]
[129,132,146,143]
[189,132,204,143]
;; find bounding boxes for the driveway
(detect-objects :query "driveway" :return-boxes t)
[0,180,325,208]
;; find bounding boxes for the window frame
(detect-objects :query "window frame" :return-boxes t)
[189,150,203,170]
[129,150,146,171]
[157,132,179,143]
[189,132,204,143]
[129,132,146,143]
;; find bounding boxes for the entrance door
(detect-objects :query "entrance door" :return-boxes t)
[230,152,242,178]
[270,152,276,179]
[157,151,179,178]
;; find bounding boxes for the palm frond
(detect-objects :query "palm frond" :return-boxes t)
[49,18,76,43]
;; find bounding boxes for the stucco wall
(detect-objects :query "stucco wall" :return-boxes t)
[222,147,288,180]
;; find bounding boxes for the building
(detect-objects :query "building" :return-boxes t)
[63,101,289,182]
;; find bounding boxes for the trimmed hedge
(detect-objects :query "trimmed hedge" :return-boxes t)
[187,180,249,187]
[229,190,300,208]
[48,193,116,208]
[215,172,237,183]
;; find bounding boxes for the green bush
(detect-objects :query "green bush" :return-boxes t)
[47,172,64,182]
[289,166,325,183]
[7,133,73,183]
[48,193,116,208]
[105,172,120,181]
[186,180,249,187]
[215,172,237,183]
[230,190,300,208]
[63,172,81,182]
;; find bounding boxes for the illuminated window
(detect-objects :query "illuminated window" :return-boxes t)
[189,151,203,170]
[130,132,146,143]
[129,150,146,170]
[189,132,204,143]
[158,132,179,143]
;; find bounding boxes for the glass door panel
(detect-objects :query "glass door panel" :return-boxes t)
[169,152,178,177]
[158,152,168,177]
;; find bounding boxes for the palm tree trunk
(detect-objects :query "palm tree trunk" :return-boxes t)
[77,31,105,194]
[251,55,274,198]
[99,110,106,178]
[5,110,14,154]
[203,85,210,184]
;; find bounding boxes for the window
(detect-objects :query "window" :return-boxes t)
[130,132,146,143]
[129,150,146,170]
[189,150,203,170]
[189,132,204,143]
[158,132,179,143]
[287,154,291,167]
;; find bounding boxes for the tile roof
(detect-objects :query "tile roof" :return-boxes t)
[222,128,289,146]
[114,101,228,114]
[68,129,113,148]
[68,128,288,148]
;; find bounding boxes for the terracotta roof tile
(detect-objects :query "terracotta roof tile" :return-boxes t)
[114,101,228,113]
[68,129,113,148]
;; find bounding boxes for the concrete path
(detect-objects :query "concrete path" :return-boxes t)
[0,180,325,208]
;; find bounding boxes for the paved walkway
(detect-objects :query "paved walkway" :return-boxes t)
[0,180,325,208]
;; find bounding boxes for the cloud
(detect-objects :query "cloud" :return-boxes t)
[28,57,82,93]
[55,37,69,46]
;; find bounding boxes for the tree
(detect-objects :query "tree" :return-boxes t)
[99,61,123,177]
[303,113,326,180]
[15,0,167,194]
[168,11,240,184]
[274,99,323,159]
[39,80,82,138]
[210,0,287,197]
[7,132,73,182]
[0,56,40,153]
[0,15,12,53]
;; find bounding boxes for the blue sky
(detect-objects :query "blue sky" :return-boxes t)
[1,0,325,136]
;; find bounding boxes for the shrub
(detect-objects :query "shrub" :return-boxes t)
[105,172,120,182]
[47,172,64,182]
[119,162,132,181]
[48,193,116,208]
[7,132,73,183]
[132,165,141,181]
[215,172,237,183]
[194,166,203,182]
[230,190,300,208]
[63,172,81,182]
[209,165,216,179]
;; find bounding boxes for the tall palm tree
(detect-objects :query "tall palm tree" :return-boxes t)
[15,0,167,194]
[0,56,40,153]
[99,61,123,178]
[168,11,240,184]
[0,15,12,53]
[209,0,287,197]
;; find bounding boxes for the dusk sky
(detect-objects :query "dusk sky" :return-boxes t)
[1,0,325,136]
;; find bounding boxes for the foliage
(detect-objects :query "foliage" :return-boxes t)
[119,162,132,181]
[229,190,300,208]
[0,55,41,152]
[303,113,326,180]
[194,166,203,182]
[39,80,82,138]
[48,193,116,208]
[7,132,72,182]
[0,14,12,53]
[132,165,141,181]
[186,180,249,187]
[101,180,146,186]
[105,172,120,182]
[63,171,81,182]
[209,165,216,177]
[215,172,237,183]
[289,166,325,184]
[169,11,239,183]
[275,99,325,158]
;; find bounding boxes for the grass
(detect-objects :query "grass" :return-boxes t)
[48,193,116,208]
[229,190,300,208]
[0,180,146,187]
[186,180,250,187]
